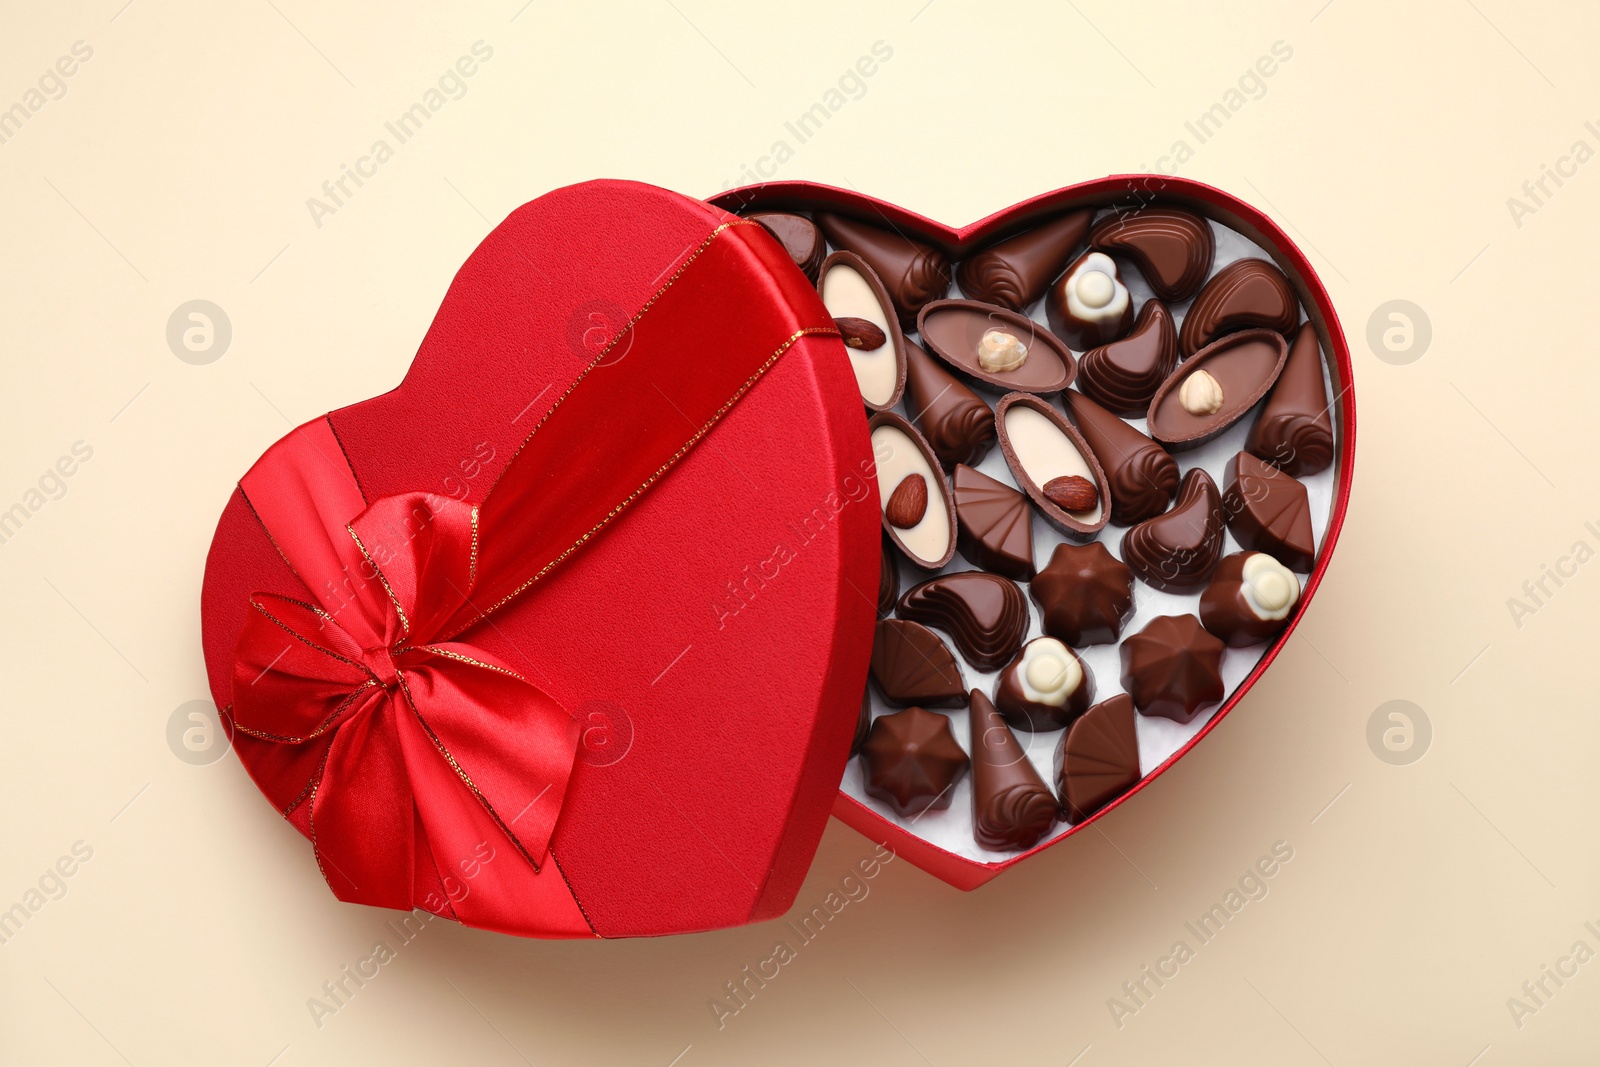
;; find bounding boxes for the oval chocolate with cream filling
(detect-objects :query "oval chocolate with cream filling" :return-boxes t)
[917,299,1075,394]
[995,392,1110,539]
[869,411,956,570]
[819,250,907,411]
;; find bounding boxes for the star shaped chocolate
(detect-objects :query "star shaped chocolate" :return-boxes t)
[1029,541,1135,647]
[859,706,971,817]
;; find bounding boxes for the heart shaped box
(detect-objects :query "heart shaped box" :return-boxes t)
[710,177,1357,891]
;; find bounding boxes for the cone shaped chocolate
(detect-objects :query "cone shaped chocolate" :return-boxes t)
[1063,390,1178,526]
[1054,694,1141,822]
[904,341,995,469]
[969,690,1058,851]
[956,209,1093,312]
[817,213,951,329]
[1245,322,1334,476]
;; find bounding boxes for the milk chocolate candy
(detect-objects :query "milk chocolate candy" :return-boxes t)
[1200,551,1301,647]
[1121,467,1225,591]
[1119,614,1225,724]
[994,637,1093,732]
[897,571,1028,673]
[870,412,957,570]
[956,209,1093,312]
[1046,251,1134,351]
[853,687,872,755]
[1029,542,1134,647]
[951,464,1035,581]
[996,393,1111,540]
[749,212,825,282]
[903,341,995,469]
[1062,390,1178,527]
[1148,328,1288,450]
[877,536,898,618]
[1223,451,1316,572]
[1054,694,1141,823]
[918,300,1075,394]
[1246,322,1334,477]
[1088,205,1215,302]
[860,706,970,818]
[870,619,966,708]
[969,690,1058,851]
[816,213,951,329]
[819,251,907,411]
[1178,257,1298,357]
[1077,299,1178,416]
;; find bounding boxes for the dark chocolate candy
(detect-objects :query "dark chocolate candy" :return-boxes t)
[1062,390,1178,526]
[1054,694,1141,822]
[1119,614,1225,724]
[870,619,966,708]
[952,464,1035,581]
[1178,257,1298,357]
[969,690,1058,851]
[750,212,825,282]
[1121,468,1225,591]
[956,209,1093,312]
[996,393,1111,540]
[819,251,907,411]
[897,571,1028,673]
[1199,551,1301,647]
[1046,251,1134,350]
[1088,205,1215,302]
[1245,322,1334,476]
[1223,451,1315,572]
[1148,328,1288,449]
[859,706,970,817]
[816,213,951,329]
[903,340,995,469]
[1029,542,1134,646]
[877,535,898,618]
[853,687,872,755]
[869,412,957,570]
[994,637,1094,732]
[1077,299,1178,415]
[918,300,1075,394]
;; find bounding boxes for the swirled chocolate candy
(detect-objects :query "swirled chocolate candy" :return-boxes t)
[952,464,1035,580]
[870,619,966,708]
[956,209,1093,312]
[1223,451,1315,572]
[904,340,995,469]
[853,687,872,755]
[870,412,957,570]
[1120,614,1224,724]
[969,690,1058,851]
[750,212,825,282]
[1030,542,1134,646]
[860,705,970,817]
[1077,299,1178,415]
[1200,551,1301,646]
[1054,694,1141,822]
[1148,328,1288,449]
[877,535,898,618]
[897,571,1028,673]
[1088,205,1215,302]
[820,251,907,411]
[1246,322,1334,476]
[918,300,1075,394]
[995,637,1093,732]
[1062,390,1178,526]
[996,393,1110,539]
[1178,258,1299,357]
[1122,468,1225,591]
[817,213,951,329]
[1046,251,1134,351]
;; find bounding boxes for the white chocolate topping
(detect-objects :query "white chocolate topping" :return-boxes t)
[1018,638,1080,706]
[977,329,1028,373]
[1241,553,1299,620]
[821,261,896,405]
[1064,252,1130,328]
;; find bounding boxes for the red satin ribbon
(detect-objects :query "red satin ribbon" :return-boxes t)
[228,220,835,933]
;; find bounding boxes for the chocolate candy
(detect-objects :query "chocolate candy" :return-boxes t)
[1246,322,1334,476]
[1062,390,1178,526]
[952,464,1035,580]
[903,341,995,469]
[869,412,957,570]
[918,300,1075,394]
[1088,206,1215,302]
[853,687,872,755]
[859,706,970,817]
[1223,451,1315,572]
[816,213,951,330]
[956,209,1093,312]
[1121,467,1225,591]
[877,535,898,618]
[1030,542,1134,647]
[994,636,1093,732]
[1120,614,1224,724]
[969,690,1058,851]
[996,393,1111,539]
[820,251,907,411]
[750,212,825,282]
[1200,551,1301,647]
[1177,257,1298,357]
[897,571,1028,672]
[1077,299,1178,415]
[1148,329,1288,449]
[1054,694,1141,823]
[870,619,966,708]
[1046,251,1134,350]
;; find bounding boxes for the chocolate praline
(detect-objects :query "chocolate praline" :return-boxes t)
[1088,205,1215,302]
[1246,321,1334,477]
[996,393,1111,541]
[1054,694,1141,823]
[1121,468,1226,591]
[1222,451,1316,572]
[749,212,825,282]
[969,690,1058,851]
[956,209,1092,312]
[1177,257,1299,357]
[859,706,970,817]
[1046,251,1134,351]
[870,412,957,571]
[951,464,1035,581]
[1147,328,1288,450]
[1029,542,1134,647]
[1062,390,1178,527]
[817,213,951,330]
[877,536,898,618]
[897,571,1028,673]
[1200,551,1301,647]
[853,687,872,755]
[1077,299,1178,416]
[1120,614,1225,724]
[870,619,966,709]
[820,251,907,411]
[903,340,995,469]
[994,636,1094,732]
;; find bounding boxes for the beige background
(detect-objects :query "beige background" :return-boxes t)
[2,0,1596,1063]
